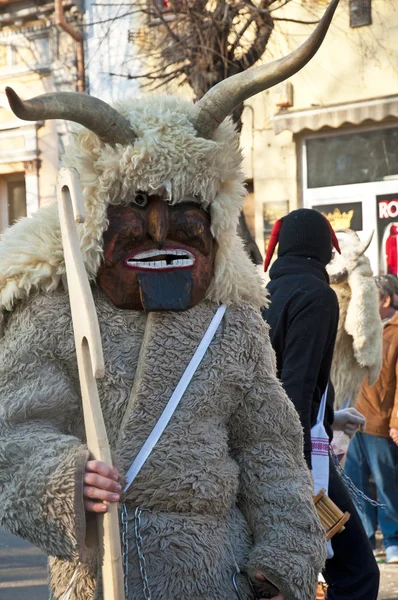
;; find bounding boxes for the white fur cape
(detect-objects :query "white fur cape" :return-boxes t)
[327,231,382,408]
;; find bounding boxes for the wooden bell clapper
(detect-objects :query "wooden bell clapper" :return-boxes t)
[314,488,350,541]
[57,168,125,600]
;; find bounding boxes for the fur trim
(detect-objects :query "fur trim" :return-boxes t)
[0,95,266,325]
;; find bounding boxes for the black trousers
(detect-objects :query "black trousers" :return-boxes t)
[324,459,380,600]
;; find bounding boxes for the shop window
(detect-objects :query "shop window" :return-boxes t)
[306,127,398,189]
[0,174,26,231]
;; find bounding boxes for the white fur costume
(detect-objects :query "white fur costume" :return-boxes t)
[327,229,382,409]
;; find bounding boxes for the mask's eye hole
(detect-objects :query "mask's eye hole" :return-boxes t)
[131,192,148,208]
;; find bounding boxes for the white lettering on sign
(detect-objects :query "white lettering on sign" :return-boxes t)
[378,200,398,219]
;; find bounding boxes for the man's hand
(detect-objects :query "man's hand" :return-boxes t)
[332,408,366,438]
[84,460,122,513]
[390,428,398,446]
[255,571,284,600]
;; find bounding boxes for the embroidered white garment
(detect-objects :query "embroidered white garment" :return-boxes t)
[311,384,333,559]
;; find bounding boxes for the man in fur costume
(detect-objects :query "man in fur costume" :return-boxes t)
[327,229,383,410]
[0,4,343,600]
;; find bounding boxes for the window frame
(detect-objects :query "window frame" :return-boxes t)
[0,31,50,75]
[300,122,398,277]
[0,172,26,232]
[301,122,398,193]
[349,0,372,28]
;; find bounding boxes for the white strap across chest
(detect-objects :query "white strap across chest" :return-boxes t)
[124,304,227,492]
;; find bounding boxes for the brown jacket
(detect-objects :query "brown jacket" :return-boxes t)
[356,311,398,437]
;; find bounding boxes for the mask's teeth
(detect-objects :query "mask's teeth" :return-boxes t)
[127,255,194,268]
[171,258,194,266]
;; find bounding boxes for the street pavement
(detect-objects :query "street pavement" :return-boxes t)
[0,527,47,600]
[379,562,398,600]
[0,526,397,599]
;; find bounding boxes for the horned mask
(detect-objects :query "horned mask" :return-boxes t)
[327,229,374,285]
[1,0,339,315]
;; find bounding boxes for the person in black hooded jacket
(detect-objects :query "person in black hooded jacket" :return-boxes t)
[264,252,338,468]
[262,208,379,600]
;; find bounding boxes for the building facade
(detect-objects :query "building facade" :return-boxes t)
[240,0,398,275]
[84,0,140,102]
[0,0,83,233]
[2,1,396,276]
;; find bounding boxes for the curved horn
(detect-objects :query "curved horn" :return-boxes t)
[357,230,374,257]
[195,0,340,138]
[5,87,136,146]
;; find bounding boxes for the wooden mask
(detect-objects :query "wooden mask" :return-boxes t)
[97,194,215,311]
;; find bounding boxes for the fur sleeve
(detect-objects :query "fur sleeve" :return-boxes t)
[228,317,326,600]
[345,268,383,385]
[0,294,96,568]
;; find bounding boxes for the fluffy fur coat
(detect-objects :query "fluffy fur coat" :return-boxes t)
[0,288,326,600]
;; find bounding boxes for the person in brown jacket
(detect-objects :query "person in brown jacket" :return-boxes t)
[345,275,398,563]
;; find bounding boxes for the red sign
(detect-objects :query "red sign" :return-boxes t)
[378,198,398,219]
[377,194,398,275]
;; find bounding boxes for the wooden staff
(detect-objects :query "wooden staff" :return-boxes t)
[57,168,125,600]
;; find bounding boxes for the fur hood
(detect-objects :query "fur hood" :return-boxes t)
[0,95,266,331]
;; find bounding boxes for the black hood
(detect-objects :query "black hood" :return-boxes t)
[277,208,333,266]
[269,255,330,285]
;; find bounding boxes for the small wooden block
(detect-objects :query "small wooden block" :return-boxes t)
[326,512,350,540]
[314,489,327,505]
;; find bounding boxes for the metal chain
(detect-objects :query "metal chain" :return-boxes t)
[135,507,152,600]
[120,504,129,599]
[330,445,386,510]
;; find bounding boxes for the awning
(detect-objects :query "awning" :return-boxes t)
[272,95,398,135]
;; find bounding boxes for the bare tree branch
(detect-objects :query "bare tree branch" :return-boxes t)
[128,0,286,261]
[150,0,182,44]
[228,11,255,60]
[272,17,320,24]
[109,66,186,81]
[115,1,321,105]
